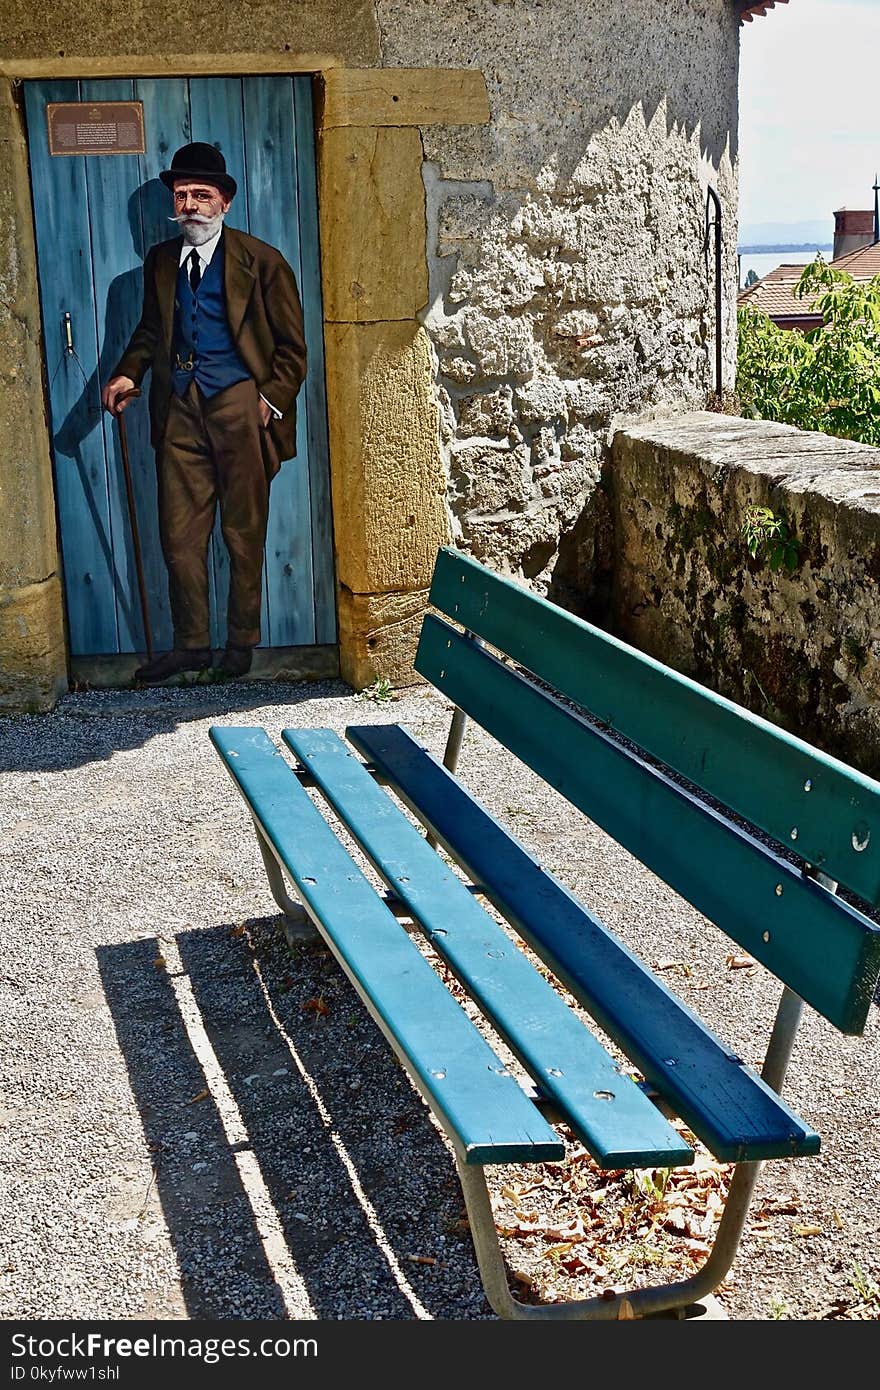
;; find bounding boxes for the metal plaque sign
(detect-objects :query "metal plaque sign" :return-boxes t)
[46,101,146,157]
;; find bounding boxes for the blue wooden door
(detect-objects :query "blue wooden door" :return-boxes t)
[23,76,336,659]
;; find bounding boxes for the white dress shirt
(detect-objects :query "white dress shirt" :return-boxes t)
[178,226,223,273]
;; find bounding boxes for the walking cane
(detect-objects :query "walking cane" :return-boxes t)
[106,387,154,662]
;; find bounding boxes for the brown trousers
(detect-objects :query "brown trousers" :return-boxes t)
[159,378,269,650]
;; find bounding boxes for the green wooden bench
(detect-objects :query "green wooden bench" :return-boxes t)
[210,545,880,1320]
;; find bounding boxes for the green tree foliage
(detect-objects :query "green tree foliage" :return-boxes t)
[737,259,880,447]
[741,504,801,572]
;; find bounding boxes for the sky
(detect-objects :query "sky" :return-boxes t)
[738,0,879,243]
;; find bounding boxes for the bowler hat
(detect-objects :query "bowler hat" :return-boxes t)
[160,142,237,198]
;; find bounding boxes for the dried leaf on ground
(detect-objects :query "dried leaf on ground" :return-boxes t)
[677,1236,713,1259]
[542,1240,581,1262]
[756,1197,800,1217]
[560,1253,597,1276]
[302,995,331,1016]
[662,1209,690,1235]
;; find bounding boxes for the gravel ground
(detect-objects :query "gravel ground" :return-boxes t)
[0,677,878,1323]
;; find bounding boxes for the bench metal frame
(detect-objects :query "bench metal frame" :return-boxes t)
[238,685,831,1321]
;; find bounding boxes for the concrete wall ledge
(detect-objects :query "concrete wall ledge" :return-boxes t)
[618,411,880,495]
[611,412,880,777]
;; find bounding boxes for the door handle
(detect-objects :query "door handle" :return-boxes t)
[63,310,74,355]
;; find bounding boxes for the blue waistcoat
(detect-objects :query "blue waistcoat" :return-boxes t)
[171,238,252,399]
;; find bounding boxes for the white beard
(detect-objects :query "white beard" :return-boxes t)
[171,210,227,246]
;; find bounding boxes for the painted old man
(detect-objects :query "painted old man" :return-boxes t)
[102,142,307,682]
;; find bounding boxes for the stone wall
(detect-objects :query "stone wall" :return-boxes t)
[380,0,740,602]
[612,413,880,777]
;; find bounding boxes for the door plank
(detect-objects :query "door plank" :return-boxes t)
[134,79,191,252]
[244,75,316,647]
[132,77,193,652]
[80,78,160,656]
[294,76,336,645]
[24,80,119,655]
[188,77,249,231]
[189,75,249,648]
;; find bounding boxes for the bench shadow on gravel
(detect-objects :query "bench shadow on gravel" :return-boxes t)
[0,680,352,775]
[98,917,490,1321]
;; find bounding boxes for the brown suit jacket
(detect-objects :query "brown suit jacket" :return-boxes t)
[114,225,307,479]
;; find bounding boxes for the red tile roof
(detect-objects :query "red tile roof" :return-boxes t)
[832,241,880,277]
[738,241,880,323]
[740,1,789,21]
[738,263,822,322]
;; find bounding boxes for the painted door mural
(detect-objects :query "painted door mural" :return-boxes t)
[23,76,335,658]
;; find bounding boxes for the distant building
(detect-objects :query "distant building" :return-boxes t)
[738,206,880,331]
[738,262,825,330]
[834,207,876,260]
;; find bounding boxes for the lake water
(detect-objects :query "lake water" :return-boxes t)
[737,249,831,289]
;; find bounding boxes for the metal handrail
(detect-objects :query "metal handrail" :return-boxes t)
[705,185,723,401]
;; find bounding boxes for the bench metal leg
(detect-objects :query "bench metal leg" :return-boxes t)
[425,706,470,852]
[455,979,809,1320]
[457,1155,737,1319]
[442,704,470,775]
[426,631,481,852]
[251,818,320,940]
[762,983,805,1090]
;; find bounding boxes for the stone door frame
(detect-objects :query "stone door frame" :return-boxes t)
[0,52,489,708]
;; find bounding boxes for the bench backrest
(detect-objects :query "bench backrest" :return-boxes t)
[416,547,880,1035]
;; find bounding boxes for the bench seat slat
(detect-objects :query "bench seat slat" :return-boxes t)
[427,546,880,905]
[415,617,880,1036]
[209,726,563,1166]
[283,726,694,1170]
[347,722,825,1164]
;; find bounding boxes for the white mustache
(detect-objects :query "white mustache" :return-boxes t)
[168,212,214,224]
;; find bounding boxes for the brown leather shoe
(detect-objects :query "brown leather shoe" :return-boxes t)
[134,647,212,684]
[216,644,253,678]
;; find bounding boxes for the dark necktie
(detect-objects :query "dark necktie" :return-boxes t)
[188,249,202,294]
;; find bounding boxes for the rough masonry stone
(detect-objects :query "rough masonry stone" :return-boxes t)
[612,413,880,777]
[323,319,450,597]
